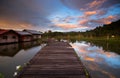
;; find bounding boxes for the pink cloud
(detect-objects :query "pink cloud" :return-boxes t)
[78,15,118,29]
[84,11,97,16]
[79,20,89,25]
[87,0,107,9]
[0,20,35,31]
[55,23,89,30]
[55,23,78,29]
[91,15,117,24]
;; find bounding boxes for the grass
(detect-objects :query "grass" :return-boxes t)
[0,73,4,78]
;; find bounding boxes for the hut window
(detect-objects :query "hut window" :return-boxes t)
[3,36,8,40]
[12,36,16,39]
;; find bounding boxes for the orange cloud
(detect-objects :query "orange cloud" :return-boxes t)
[79,15,117,27]
[79,20,88,25]
[55,23,89,30]
[0,20,34,30]
[55,23,78,29]
[106,16,116,20]
[101,15,116,24]
[84,11,97,16]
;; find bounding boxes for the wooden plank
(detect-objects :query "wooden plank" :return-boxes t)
[16,41,88,78]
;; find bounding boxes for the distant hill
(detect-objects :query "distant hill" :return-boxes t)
[84,20,120,37]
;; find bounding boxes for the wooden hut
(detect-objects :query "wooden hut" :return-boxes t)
[23,30,42,40]
[0,29,19,44]
[15,31,32,42]
[0,29,42,44]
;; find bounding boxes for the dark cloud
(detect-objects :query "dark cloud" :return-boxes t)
[61,0,120,11]
[101,0,120,8]
[0,0,62,31]
[61,0,93,10]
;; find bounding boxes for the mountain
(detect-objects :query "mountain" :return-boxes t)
[84,20,120,37]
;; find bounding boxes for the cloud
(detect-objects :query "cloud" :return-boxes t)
[52,16,74,24]
[87,0,107,9]
[96,9,108,16]
[61,0,94,10]
[62,0,120,11]
[0,20,33,30]
[84,11,97,16]
[79,20,89,25]
[60,0,120,31]
[62,16,76,23]
[78,15,118,28]
[55,23,78,29]
[0,0,62,31]
[52,15,89,30]
[90,15,118,25]
[54,22,89,31]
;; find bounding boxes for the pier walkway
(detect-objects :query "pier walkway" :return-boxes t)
[16,40,88,78]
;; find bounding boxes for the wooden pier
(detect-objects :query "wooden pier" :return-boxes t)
[16,40,88,78]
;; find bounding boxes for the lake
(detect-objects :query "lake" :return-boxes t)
[0,41,45,78]
[0,40,120,78]
[71,41,120,78]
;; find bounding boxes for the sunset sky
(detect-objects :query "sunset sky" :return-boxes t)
[0,0,120,32]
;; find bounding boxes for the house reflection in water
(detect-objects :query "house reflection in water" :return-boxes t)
[0,43,20,57]
[0,41,41,57]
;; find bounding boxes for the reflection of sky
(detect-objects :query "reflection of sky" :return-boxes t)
[70,41,120,78]
[0,45,42,78]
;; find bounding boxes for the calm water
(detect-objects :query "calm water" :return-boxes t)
[0,41,45,78]
[0,40,120,78]
[71,41,120,78]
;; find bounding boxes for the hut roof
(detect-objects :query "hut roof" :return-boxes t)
[0,29,11,35]
[15,31,32,36]
[24,30,42,35]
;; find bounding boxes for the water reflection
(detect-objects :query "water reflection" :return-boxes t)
[0,44,20,57]
[0,41,41,57]
[85,40,120,54]
[0,41,44,78]
[71,41,120,78]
